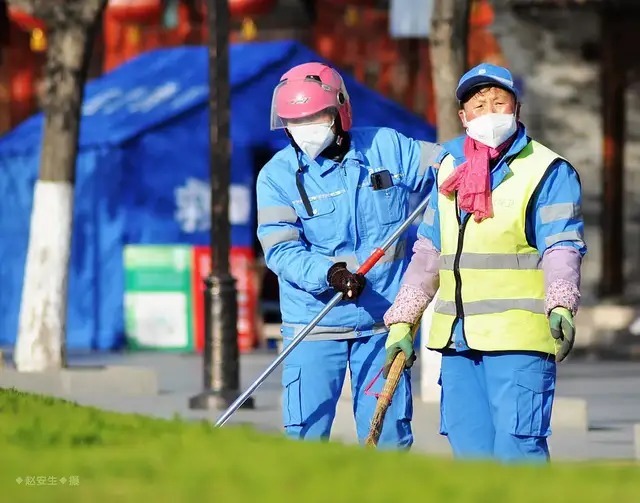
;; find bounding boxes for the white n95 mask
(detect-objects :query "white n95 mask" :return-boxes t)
[288,123,335,160]
[464,112,517,149]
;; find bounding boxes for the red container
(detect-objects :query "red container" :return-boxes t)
[192,246,259,354]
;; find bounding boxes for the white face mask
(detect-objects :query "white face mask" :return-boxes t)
[464,112,517,149]
[288,122,335,160]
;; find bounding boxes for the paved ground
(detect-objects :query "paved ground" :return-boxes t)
[2,348,640,462]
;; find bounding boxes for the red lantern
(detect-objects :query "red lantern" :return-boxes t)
[228,0,276,18]
[106,0,163,24]
[10,65,38,126]
[470,0,494,28]
[7,6,45,32]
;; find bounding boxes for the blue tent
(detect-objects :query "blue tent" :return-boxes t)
[0,40,436,351]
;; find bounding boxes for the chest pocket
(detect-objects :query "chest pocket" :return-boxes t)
[371,184,404,226]
[296,196,337,247]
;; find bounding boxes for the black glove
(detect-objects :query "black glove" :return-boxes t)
[327,262,366,300]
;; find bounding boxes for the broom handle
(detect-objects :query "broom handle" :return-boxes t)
[379,353,407,408]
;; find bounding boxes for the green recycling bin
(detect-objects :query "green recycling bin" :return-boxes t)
[123,245,195,351]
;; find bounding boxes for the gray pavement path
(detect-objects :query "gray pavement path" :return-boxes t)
[2,348,640,462]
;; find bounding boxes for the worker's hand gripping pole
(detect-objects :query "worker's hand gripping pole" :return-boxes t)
[214,195,431,428]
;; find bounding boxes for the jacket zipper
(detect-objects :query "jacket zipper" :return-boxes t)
[453,196,470,344]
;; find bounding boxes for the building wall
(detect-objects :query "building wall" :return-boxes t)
[492,4,640,302]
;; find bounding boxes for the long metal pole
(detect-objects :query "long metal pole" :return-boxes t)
[215,194,432,427]
[190,0,252,410]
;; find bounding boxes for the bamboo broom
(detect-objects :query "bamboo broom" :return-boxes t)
[364,320,421,447]
[364,352,407,447]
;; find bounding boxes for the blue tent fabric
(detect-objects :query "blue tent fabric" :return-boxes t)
[0,40,436,351]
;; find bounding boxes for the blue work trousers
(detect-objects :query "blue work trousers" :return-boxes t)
[438,349,556,463]
[280,333,413,449]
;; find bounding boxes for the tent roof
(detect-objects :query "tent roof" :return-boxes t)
[0,40,435,155]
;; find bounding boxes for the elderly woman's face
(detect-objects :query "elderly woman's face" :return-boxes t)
[459,86,517,125]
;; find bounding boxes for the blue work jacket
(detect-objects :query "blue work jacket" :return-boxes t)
[257,127,441,340]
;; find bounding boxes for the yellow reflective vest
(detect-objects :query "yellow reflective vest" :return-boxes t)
[429,140,563,354]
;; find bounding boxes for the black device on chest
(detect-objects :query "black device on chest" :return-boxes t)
[370,169,394,191]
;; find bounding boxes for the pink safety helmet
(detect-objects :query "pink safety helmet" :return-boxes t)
[270,62,353,131]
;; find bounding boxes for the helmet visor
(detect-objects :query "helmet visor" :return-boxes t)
[270,77,342,130]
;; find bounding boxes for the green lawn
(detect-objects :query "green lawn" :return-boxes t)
[1,388,639,502]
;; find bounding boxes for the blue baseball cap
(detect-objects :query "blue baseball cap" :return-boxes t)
[456,63,520,102]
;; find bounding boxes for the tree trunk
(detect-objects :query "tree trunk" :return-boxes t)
[430,0,471,143]
[0,1,9,50]
[11,0,107,372]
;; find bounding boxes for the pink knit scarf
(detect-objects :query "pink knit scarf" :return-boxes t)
[439,136,513,222]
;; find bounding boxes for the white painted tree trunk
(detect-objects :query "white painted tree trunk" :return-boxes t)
[14,181,73,372]
[8,0,107,371]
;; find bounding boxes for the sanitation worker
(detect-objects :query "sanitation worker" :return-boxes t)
[256,62,442,448]
[383,63,586,462]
